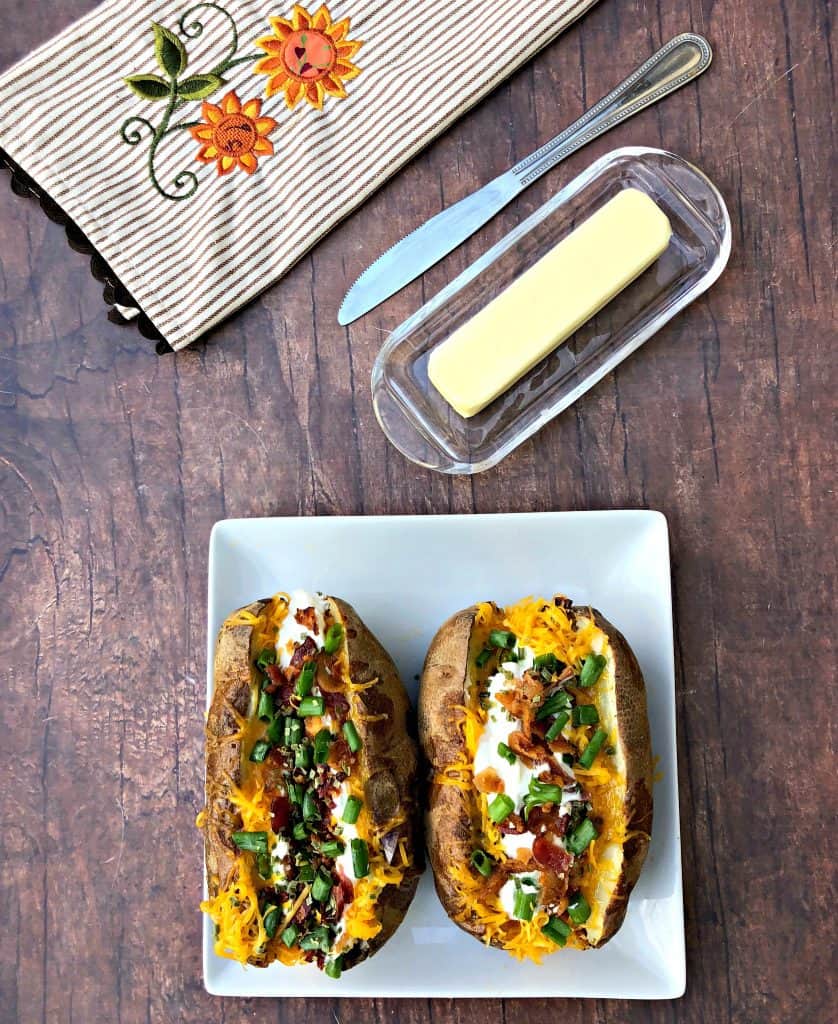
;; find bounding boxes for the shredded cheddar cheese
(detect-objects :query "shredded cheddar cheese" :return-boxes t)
[201,858,268,964]
[201,593,413,969]
[228,774,273,835]
[434,596,638,960]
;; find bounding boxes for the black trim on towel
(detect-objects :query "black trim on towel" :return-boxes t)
[0,145,174,354]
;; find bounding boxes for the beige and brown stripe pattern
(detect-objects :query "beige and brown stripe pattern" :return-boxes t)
[0,0,598,349]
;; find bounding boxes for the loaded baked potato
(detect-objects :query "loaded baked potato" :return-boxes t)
[419,596,652,960]
[199,590,421,976]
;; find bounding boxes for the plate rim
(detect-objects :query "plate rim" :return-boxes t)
[203,509,684,998]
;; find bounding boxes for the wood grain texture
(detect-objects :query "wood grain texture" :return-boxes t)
[0,0,834,1022]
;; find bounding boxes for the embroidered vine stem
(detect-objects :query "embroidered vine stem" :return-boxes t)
[120,4,256,201]
[179,3,239,64]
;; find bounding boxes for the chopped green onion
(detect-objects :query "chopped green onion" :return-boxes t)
[294,744,312,770]
[342,796,362,824]
[287,782,303,806]
[489,629,516,649]
[579,653,607,688]
[302,790,320,822]
[257,690,275,722]
[256,647,276,669]
[541,915,572,945]
[323,623,344,655]
[320,839,344,859]
[263,904,280,938]
[497,742,517,765]
[325,956,343,979]
[342,720,362,753]
[567,893,591,924]
[488,793,514,824]
[314,728,332,764]
[351,838,369,878]
[572,704,600,727]
[292,821,307,840]
[562,753,574,766]
[295,661,316,697]
[578,728,608,769]
[284,717,303,745]
[256,853,272,880]
[299,696,325,717]
[311,868,333,902]
[512,888,537,921]
[566,818,598,856]
[297,863,315,882]
[545,710,570,742]
[267,715,285,745]
[522,779,564,819]
[470,849,493,877]
[475,648,493,668]
[281,922,299,948]
[231,831,269,854]
[249,739,271,763]
[534,653,562,675]
[299,925,331,952]
[536,690,571,720]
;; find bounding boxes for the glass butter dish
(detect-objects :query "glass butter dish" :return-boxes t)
[371,146,731,474]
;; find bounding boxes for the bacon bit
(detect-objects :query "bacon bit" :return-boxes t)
[290,635,318,669]
[478,855,533,900]
[474,767,504,794]
[271,794,291,832]
[539,868,572,912]
[267,747,289,769]
[496,672,545,739]
[533,835,573,876]
[333,868,354,918]
[263,662,290,694]
[322,690,349,718]
[498,812,526,835]
[327,736,352,770]
[526,804,564,835]
[506,731,548,767]
[294,898,311,925]
[294,606,319,633]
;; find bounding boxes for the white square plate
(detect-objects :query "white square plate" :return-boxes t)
[204,510,684,999]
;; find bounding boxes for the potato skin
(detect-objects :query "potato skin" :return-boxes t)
[203,596,422,969]
[589,608,653,944]
[418,607,484,940]
[330,598,423,967]
[205,599,267,903]
[419,603,653,951]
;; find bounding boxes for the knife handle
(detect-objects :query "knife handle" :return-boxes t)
[512,33,712,188]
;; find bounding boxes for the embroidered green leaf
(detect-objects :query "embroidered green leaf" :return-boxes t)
[124,74,171,101]
[152,22,188,78]
[177,74,224,100]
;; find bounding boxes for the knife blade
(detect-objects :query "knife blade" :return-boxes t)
[338,33,711,326]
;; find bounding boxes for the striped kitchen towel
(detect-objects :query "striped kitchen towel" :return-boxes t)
[0,0,599,351]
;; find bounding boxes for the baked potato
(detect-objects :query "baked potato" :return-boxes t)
[419,596,652,961]
[199,590,421,976]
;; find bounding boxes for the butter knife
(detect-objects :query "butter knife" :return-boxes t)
[338,33,712,326]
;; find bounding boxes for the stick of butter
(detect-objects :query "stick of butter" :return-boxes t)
[427,188,672,418]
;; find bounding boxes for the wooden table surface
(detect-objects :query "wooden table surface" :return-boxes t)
[0,1,834,1021]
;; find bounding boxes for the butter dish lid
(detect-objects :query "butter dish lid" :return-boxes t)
[371,146,732,475]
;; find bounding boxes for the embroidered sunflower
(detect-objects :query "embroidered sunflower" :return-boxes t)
[254,4,363,110]
[189,91,278,175]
